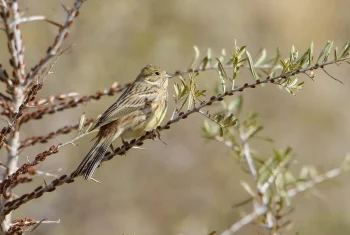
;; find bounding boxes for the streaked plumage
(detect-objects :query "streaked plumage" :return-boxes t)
[74,64,170,180]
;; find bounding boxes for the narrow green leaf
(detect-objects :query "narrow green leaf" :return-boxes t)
[254,48,267,66]
[308,41,314,66]
[240,181,256,197]
[179,77,188,89]
[174,83,179,96]
[236,46,247,58]
[215,114,224,123]
[219,127,224,137]
[339,42,350,58]
[246,126,263,140]
[323,41,333,63]
[189,45,200,68]
[334,46,338,62]
[280,59,288,70]
[78,112,86,136]
[216,58,228,93]
[340,42,350,58]
[217,48,226,65]
[201,48,212,70]
[269,64,282,77]
[227,95,243,115]
[246,51,259,80]
[296,49,308,65]
[289,45,296,62]
[316,40,332,63]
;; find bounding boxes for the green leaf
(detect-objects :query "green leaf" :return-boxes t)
[219,127,224,137]
[340,42,350,58]
[222,113,237,127]
[174,83,179,96]
[289,45,297,62]
[240,181,256,197]
[246,126,263,140]
[246,51,259,80]
[215,114,224,123]
[216,58,228,93]
[334,46,338,62]
[254,48,267,66]
[201,48,212,70]
[254,135,274,142]
[296,49,309,68]
[280,59,288,71]
[217,48,226,65]
[236,46,247,58]
[317,40,333,63]
[201,120,220,138]
[189,45,200,69]
[308,41,314,66]
[179,77,187,88]
[269,64,282,77]
[227,95,243,115]
[195,89,206,97]
[78,112,86,136]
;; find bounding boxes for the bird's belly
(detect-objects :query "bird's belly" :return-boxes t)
[121,105,167,140]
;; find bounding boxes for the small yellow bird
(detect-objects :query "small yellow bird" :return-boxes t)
[74,64,171,180]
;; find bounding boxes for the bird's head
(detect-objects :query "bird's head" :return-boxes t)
[136,64,172,87]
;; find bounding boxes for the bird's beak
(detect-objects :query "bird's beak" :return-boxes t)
[165,73,173,78]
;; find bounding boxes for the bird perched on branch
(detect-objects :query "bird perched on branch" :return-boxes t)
[74,64,171,180]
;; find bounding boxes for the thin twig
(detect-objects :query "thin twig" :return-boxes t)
[25,0,84,84]
[19,118,94,150]
[172,64,273,77]
[19,83,131,125]
[221,166,346,235]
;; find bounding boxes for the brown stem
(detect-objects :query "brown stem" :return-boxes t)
[3,58,347,217]
[19,118,94,150]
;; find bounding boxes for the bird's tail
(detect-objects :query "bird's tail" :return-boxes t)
[74,133,115,180]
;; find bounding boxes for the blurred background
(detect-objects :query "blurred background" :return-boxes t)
[0,0,349,234]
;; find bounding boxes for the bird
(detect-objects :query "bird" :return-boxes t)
[74,64,171,180]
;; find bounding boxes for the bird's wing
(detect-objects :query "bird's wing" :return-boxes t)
[90,84,159,131]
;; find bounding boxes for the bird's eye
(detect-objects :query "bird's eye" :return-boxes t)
[155,71,160,76]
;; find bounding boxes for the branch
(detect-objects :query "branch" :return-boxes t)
[0,0,26,85]
[0,64,12,89]
[221,205,268,235]
[25,0,84,85]
[19,118,94,150]
[3,57,347,216]
[0,0,85,232]
[9,217,60,234]
[19,61,282,124]
[19,82,132,125]
[0,0,28,231]
[26,92,80,107]
[220,166,345,235]
[0,80,44,150]
[172,64,272,77]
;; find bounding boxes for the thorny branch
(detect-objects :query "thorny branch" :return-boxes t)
[25,0,85,85]
[19,118,94,150]
[0,0,29,231]
[2,57,349,217]
[19,83,132,125]
[0,0,85,233]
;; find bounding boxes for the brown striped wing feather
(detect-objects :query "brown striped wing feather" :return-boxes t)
[90,82,161,131]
